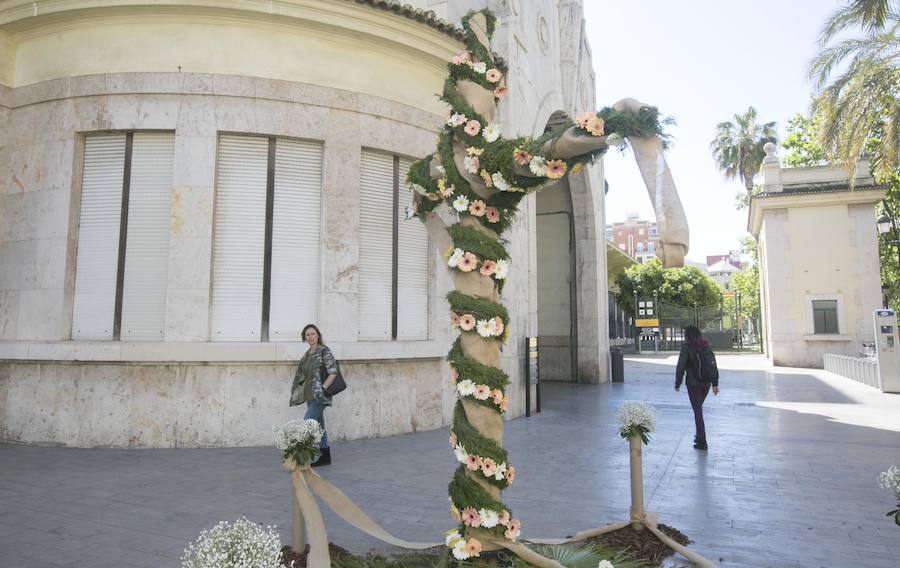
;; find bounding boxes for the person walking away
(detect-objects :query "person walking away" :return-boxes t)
[675,325,720,450]
[290,324,338,466]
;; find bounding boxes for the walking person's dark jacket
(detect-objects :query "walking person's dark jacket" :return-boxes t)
[675,337,719,388]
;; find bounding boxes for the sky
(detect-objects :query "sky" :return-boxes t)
[584,0,844,263]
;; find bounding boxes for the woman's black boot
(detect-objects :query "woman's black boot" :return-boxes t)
[312,447,331,467]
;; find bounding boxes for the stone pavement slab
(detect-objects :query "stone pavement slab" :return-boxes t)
[1,354,899,567]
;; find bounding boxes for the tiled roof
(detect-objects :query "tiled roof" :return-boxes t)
[353,0,467,42]
[755,182,887,198]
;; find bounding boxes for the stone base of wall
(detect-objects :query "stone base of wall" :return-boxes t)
[770,336,871,369]
[0,359,452,448]
[538,335,573,382]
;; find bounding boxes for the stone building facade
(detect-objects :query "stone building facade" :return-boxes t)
[606,212,659,264]
[0,0,610,447]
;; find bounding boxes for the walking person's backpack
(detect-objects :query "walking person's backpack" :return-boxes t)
[695,345,719,384]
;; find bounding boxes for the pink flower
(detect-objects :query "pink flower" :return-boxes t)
[504,519,521,541]
[465,538,483,556]
[449,432,457,448]
[485,69,502,83]
[498,510,511,527]
[459,314,476,331]
[469,200,487,217]
[491,389,504,405]
[480,260,496,277]
[465,454,482,471]
[587,116,605,136]
[452,51,471,65]
[464,120,481,136]
[506,466,516,484]
[545,159,567,180]
[486,207,501,223]
[481,457,497,477]
[575,111,595,127]
[494,86,508,99]
[458,252,478,273]
[461,507,481,527]
[493,317,504,334]
[500,397,509,412]
[474,385,491,400]
[512,148,532,165]
[450,311,460,328]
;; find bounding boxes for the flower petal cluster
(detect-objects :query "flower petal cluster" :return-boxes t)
[453,376,510,412]
[445,530,482,560]
[616,401,657,444]
[879,465,900,499]
[274,419,323,465]
[181,518,284,568]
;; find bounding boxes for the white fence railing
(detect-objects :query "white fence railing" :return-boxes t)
[823,354,880,389]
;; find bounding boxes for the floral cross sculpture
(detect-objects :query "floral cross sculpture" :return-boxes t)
[405,10,689,564]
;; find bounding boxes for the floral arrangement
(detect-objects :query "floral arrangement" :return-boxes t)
[616,402,657,445]
[400,8,671,560]
[181,518,287,568]
[878,465,900,525]
[274,419,323,467]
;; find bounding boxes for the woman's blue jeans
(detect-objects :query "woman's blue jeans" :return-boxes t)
[304,400,329,448]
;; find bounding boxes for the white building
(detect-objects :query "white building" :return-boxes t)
[749,143,885,368]
[0,0,613,447]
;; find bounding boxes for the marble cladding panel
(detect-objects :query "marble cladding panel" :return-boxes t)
[0,359,449,447]
[166,237,212,290]
[170,185,214,238]
[164,288,210,342]
[4,189,70,241]
[0,290,19,339]
[16,289,65,339]
[172,136,216,187]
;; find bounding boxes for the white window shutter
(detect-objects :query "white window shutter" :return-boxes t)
[72,134,127,340]
[396,157,429,339]
[358,151,394,340]
[120,132,175,340]
[210,135,268,341]
[269,139,323,341]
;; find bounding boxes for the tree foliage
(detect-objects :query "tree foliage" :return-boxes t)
[613,258,721,316]
[710,106,778,195]
[781,112,828,167]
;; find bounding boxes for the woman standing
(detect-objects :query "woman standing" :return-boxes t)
[675,325,720,450]
[290,324,338,466]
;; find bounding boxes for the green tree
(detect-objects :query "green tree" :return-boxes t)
[613,258,721,316]
[781,112,828,167]
[809,0,899,182]
[710,106,778,198]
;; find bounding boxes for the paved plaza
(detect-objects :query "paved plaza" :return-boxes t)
[1,354,899,567]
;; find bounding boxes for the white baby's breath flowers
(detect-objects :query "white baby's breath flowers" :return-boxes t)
[616,401,657,444]
[181,518,286,568]
[879,465,900,498]
[274,419,322,454]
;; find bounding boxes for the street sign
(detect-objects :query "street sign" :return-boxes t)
[635,318,660,327]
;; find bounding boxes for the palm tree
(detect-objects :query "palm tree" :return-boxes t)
[809,0,899,182]
[710,107,777,197]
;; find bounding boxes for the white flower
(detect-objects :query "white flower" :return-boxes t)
[405,206,416,220]
[479,508,499,528]
[464,155,480,174]
[529,156,547,176]
[494,259,510,280]
[448,248,464,268]
[410,183,427,195]
[274,419,323,453]
[447,113,467,127]
[445,529,463,547]
[182,518,283,568]
[453,195,470,213]
[472,61,487,74]
[452,539,470,560]
[482,123,501,143]
[436,165,446,175]
[605,133,625,148]
[476,319,494,338]
[616,401,657,435]
[879,465,900,498]
[598,561,615,568]
[491,172,510,192]
[494,462,507,481]
[453,444,468,463]
[457,379,477,396]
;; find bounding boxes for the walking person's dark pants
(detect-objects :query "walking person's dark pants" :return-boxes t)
[687,383,711,442]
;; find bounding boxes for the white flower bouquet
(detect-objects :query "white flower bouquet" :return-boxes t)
[274,418,323,467]
[878,465,900,526]
[616,401,657,445]
[181,517,287,568]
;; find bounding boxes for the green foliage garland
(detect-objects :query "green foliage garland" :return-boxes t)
[447,291,509,323]
[448,467,510,527]
[447,224,509,261]
[448,339,510,392]
[451,403,510,489]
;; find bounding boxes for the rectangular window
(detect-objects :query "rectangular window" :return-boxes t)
[812,300,839,334]
[638,228,644,235]
[606,229,613,239]
[648,242,655,252]
[210,134,323,341]
[618,243,626,251]
[650,227,658,236]
[358,150,429,341]
[636,242,644,252]
[72,132,175,340]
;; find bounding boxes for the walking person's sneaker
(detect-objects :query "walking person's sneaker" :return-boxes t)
[311,447,331,467]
